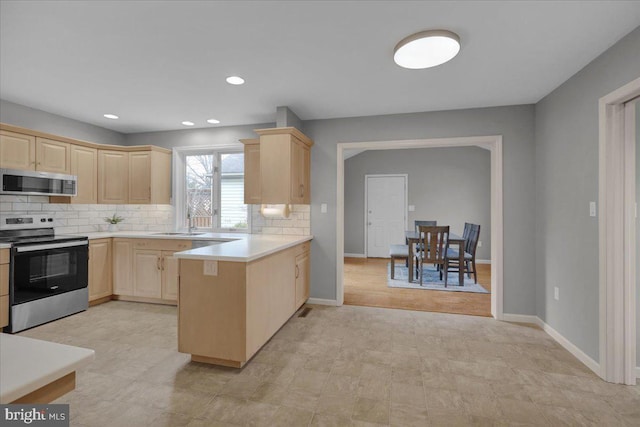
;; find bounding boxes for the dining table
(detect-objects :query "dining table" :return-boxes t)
[405,230,466,286]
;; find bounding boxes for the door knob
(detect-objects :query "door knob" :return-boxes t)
[368,222,372,226]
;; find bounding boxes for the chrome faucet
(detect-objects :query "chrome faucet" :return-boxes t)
[187,208,195,233]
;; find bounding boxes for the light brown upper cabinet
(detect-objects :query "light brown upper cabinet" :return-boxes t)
[0,130,36,170]
[242,127,313,204]
[98,150,129,204]
[50,144,98,204]
[129,150,171,204]
[240,138,261,204]
[35,137,71,174]
[1,123,172,206]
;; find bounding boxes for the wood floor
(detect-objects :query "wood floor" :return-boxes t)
[344,257,492,317]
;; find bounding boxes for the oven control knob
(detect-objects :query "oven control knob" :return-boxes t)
[41,218,46,222]
[48,218,53,222]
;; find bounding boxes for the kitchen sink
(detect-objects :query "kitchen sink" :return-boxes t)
[153,232,205,236]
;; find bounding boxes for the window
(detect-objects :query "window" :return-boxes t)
[174,147,249,232]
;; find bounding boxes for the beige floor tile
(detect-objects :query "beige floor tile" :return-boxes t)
[268,406,314,426]
[290,369,330,394]
[322,373,361,396]
[390,382,426,408]
[12,300,639,426]
[352,397,390,424]
[389,401,428,426]
[358,377,392,401]
[310,413,355,427]
[315,393,357,418]
[280,387,321,411]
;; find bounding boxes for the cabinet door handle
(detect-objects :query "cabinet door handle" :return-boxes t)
[295,265,299,278]
[161,257,165,270]
[157,257,161,270]
[299,184,304,197]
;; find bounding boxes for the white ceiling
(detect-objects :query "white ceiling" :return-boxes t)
[1,1,639,134]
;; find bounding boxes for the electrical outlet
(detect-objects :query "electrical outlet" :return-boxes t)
[203,260,218,276]
[477,241,482,247]
[554,286,559,301]
[320,203,328,214]
[589,201,596,217]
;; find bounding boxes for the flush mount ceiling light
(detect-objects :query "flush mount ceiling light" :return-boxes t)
[103,114,119,119]
[226,76,245,85]
[181,121,195,126]
[393,29,460,69]
[206,118,220,124]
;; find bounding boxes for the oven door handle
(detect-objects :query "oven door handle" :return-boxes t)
[15,240,89,253]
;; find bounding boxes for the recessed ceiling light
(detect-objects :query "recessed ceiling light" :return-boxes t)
[181,121,195,126]
[393,29,460,69]
[206,119,220,124]
[103,114,119,119]
[226,76,245,85]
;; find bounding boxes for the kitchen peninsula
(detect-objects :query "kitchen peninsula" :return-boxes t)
[175,234,311,368]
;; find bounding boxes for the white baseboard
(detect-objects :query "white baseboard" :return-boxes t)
[476,259,491,264]
[501,313,543,326]
[502,314,600,377]
[306,298,339,306]
[344,253,366,258]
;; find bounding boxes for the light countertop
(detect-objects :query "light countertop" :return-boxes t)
[0,243,10,249]
[78,231,312,262]
[0,334,94,404]
[174,234,312,262]
[80,231,244,241]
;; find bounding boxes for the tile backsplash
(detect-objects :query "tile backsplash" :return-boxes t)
[251,204,311,235]
[0,195,173,234]
[1,196,311,236]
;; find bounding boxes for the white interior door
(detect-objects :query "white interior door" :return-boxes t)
[366,175,407,258]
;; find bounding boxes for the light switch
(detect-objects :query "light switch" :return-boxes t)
[320,203,327,213]
[408,205,415,212]
[589,201,596,217]
[203,260,218,276]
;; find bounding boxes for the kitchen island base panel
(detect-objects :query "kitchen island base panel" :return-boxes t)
[191,355,244,368]
[11,372,75,404]
[178,243,307,368]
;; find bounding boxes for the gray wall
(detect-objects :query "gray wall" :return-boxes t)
[637,100,640,368]
[344,147,491,259]
[0,99,126,145]
[535,26,640,362]
[124,123,274,149]
[305,105,536,314]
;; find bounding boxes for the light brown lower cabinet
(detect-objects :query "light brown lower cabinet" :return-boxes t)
[1,248,10,328]
[88,239,112,303]
[113,239,190,305]
[178,241,311,368]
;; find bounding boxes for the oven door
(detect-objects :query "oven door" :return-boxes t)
[11,240,88,305]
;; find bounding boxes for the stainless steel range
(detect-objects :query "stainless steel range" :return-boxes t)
[0,214,88,333]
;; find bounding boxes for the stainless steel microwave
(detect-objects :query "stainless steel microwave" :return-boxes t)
[0,168,77,197]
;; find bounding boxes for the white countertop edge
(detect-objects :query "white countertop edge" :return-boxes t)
[0,335,95,404]
[79,231,247,241]
[174,235,312,262]
[0,243,10,249]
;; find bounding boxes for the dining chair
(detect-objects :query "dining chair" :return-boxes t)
[414,220,437,231]
[416,225,450,286]
[445,223,481,283]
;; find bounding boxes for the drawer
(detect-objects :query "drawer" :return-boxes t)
[133,239,191,252]
[0,248,8,264]
[0,264,8,295]
[0,295,8,328]
[294,241,310,256]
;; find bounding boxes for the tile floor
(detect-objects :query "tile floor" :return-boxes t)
[18,301,640,426]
